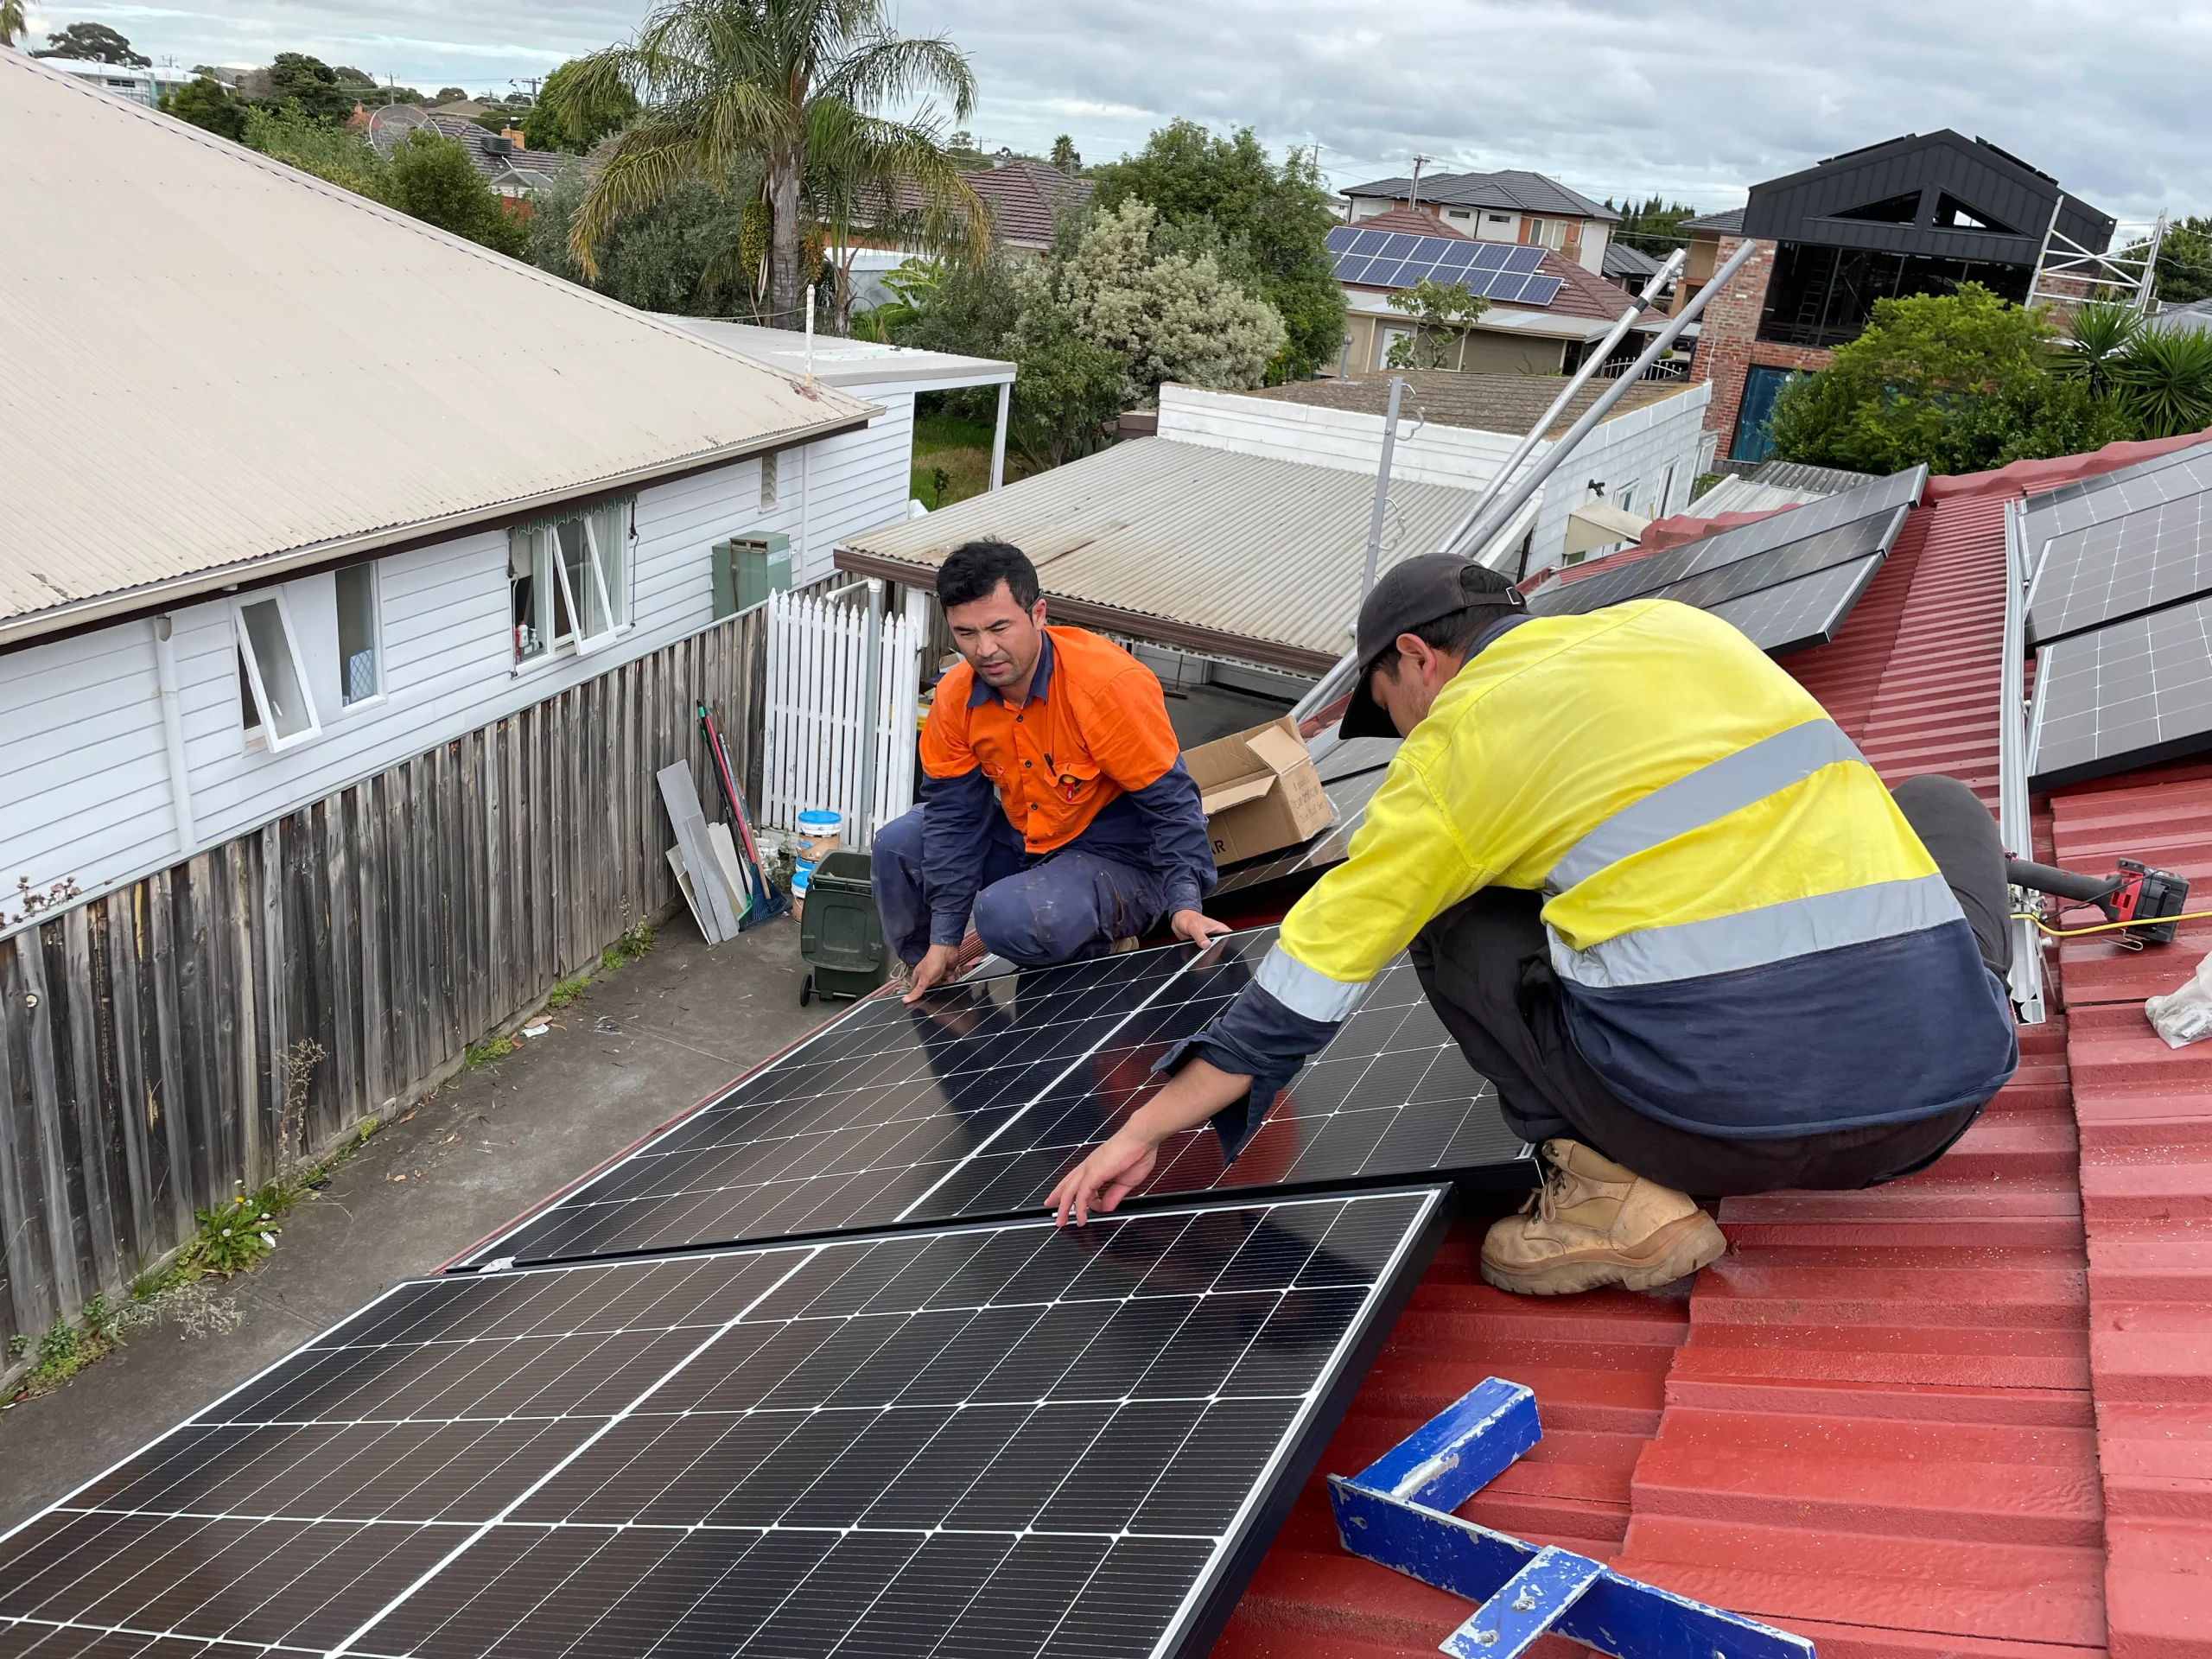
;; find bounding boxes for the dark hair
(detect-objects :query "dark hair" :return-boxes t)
[938,538,1040,612]
[1365,604,1498,680]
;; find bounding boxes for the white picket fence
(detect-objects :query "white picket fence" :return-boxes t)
[762,582,924,849]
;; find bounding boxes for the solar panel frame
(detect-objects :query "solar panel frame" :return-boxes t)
[2026,588,2212,789]
[2024,458,2212,646]
[2021,436,2212,568]
[1707,551,1888,656]
[0,1190,1453,1659]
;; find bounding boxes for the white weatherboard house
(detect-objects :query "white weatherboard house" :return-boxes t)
[0,54,1007,1349]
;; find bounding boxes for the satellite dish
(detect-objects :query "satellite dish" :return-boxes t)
[366,102,433,156]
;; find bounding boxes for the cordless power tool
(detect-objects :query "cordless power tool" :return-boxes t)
[2007,856,2190,949]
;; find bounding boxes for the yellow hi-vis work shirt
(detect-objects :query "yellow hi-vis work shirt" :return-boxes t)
[1244,600,2018,1137]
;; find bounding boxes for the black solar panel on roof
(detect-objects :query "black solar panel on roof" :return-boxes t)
[1210,766,1388,899]
[1523,466,1923,654]
[2024,448,2212,646]
[0,1190,1448,1659]
[2026,589,2212,789]
[463,922,1518,1267]
[1325,225,1562,306]
[2020,437,2212,559]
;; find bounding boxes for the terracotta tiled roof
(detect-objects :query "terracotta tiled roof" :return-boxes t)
[1344,205,1471,238]
[1492,248,1635,323]
[963,161,1092,247]
[1216,429,2212,1657]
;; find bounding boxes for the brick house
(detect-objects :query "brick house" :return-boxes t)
[1679,131,2115,462]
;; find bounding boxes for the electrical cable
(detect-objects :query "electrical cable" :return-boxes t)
[2010,908,2212,938]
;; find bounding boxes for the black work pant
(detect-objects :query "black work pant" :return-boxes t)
[1408,773,2013,1198]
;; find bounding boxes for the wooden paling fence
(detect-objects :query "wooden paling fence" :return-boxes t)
[0,611,768,1358]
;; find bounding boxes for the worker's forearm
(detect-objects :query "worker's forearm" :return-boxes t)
[1126,1058,1252,1143]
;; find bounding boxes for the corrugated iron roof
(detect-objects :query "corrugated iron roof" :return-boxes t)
[0,54,874,647]
[836,436,1486,672]
[659,317,1013,390]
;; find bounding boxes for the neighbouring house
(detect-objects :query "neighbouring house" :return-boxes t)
[1600,238,1664,293]
[1341,167,1619,274]
[835,372,1709,688]
[366,103,568,196]
[29,57,207,106]
[1324,206,1673,378]
[0,52,1009,1345]
[962,156,1093,254]
[1676,130,2115,462]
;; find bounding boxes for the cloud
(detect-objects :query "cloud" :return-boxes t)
[41,0,2207,214]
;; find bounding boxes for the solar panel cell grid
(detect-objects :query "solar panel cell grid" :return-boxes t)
[0,1192,1446,1659]
[1707,552,1886,656]
[2028,589,2212,788]
[2027,475,2212,645]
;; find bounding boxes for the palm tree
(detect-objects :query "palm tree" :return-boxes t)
[0,0,27,49]
[551,0,985,331]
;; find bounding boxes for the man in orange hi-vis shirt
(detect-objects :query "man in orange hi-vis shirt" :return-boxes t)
[875,539,1230,1001]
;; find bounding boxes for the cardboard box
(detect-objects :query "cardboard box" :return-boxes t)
[1185,715,1333,866]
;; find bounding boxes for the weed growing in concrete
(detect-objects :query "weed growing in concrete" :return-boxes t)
[463,1033,520,1068]
[604,918,655,971]
[544,976,589,1009]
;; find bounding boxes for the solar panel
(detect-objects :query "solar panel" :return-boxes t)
[1210,765,1388,899]
[1326,228,1567,306]
[2025,455,2212,646]
[1707,551,1887,655]
[461,918,1517,1268]
[2021,436,2212,568]
[0,1190,1450,1659]
[2026,589,2212,789]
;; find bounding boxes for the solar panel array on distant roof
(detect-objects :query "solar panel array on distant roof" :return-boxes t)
[461,926,1517,1268]
[1324,225,1564,307]
[1523,465,1926,654]
[0,1190,1446,1659]
[2024,442,2212,645]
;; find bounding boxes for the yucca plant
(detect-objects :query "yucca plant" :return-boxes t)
[549,0,986,333]
[2109,326,2212,440]
[2052,301,2140,396]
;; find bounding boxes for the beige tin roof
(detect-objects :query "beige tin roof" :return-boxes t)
[0,55,873,647]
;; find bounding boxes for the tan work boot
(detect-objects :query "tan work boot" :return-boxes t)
[1480,1139,1726,1296]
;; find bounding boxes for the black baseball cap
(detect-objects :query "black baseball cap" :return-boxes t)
[1338,556,1528,740]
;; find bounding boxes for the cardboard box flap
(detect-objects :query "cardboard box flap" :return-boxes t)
[1243,721,1310,776]
[1200,773,1279,816]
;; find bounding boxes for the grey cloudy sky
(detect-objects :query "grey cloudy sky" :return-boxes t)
[29,0,2209,217]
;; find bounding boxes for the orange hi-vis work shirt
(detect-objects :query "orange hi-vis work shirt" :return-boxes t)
[920,626,1183,854]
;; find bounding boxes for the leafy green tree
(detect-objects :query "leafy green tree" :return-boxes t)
[2108,326,2212,439]
[385,130,528,256]
[434,86,467,103]
[2157,217,2212,307]
[528,169,758,312]
[1385,278,1491,369]
[35,20,145,62]
[1049,134,1079,174]
[159,73,248,141]
[263,53,353,124]
[523,58,639,153]
[1023,196,1285,397]
[1767,284,2060,474]
[244,102,391,196]
[1091,120,1344,381]
[550,0,982,332]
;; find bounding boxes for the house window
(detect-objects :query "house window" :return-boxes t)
[760,451,779,509]
[510,501,631,664]
[336,563,381,705]
[235,594,321,751]
[1446,208,1472,220]
[1527,217,1568,251]
[1487,214,1510,224]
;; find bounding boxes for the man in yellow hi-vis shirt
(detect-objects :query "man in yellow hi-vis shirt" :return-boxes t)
[1049,556,2020,1295]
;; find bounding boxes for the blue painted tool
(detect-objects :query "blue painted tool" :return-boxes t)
[1329,1377,1815,1659]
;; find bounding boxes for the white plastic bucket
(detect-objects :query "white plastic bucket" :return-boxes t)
[791,862,810,922]
[796,810,842,865]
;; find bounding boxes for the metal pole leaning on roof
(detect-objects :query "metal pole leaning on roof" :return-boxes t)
[1361,375,1408,601]
[1442,248,1687,552]
[1443,236,1759,563]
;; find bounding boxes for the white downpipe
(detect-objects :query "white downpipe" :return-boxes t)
[989,381,1010,491]
[151,614,196,854]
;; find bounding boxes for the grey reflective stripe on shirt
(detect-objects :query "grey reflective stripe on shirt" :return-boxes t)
[1547,718,1867,893]
[1547,872,1964,989]
[1256,943,1371,1022]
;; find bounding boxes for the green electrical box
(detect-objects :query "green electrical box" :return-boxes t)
[710,531,792,620]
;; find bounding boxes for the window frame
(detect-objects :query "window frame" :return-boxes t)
[334,562,385,709]
[510,501,632,670]
[233,590,322,753]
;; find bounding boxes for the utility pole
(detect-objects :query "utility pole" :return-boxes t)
[1408,155,1431,217]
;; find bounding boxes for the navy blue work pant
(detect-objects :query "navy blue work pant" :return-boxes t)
[873,808,1173,968]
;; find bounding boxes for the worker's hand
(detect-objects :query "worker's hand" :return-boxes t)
[1049,1127,1160,1227]
[1170,909,1234,950]
[903,943,963,1004]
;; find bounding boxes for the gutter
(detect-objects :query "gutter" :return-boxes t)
[0,414,870,659]
[832,548,1340,677]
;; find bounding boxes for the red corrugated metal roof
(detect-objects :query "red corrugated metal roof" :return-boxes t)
[1218,429,2212,1656]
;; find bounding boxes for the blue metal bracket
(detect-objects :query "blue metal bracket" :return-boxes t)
[1329,1377,1815,1659]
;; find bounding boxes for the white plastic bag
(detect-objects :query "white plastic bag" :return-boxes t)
[2146,951,2212,1049]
